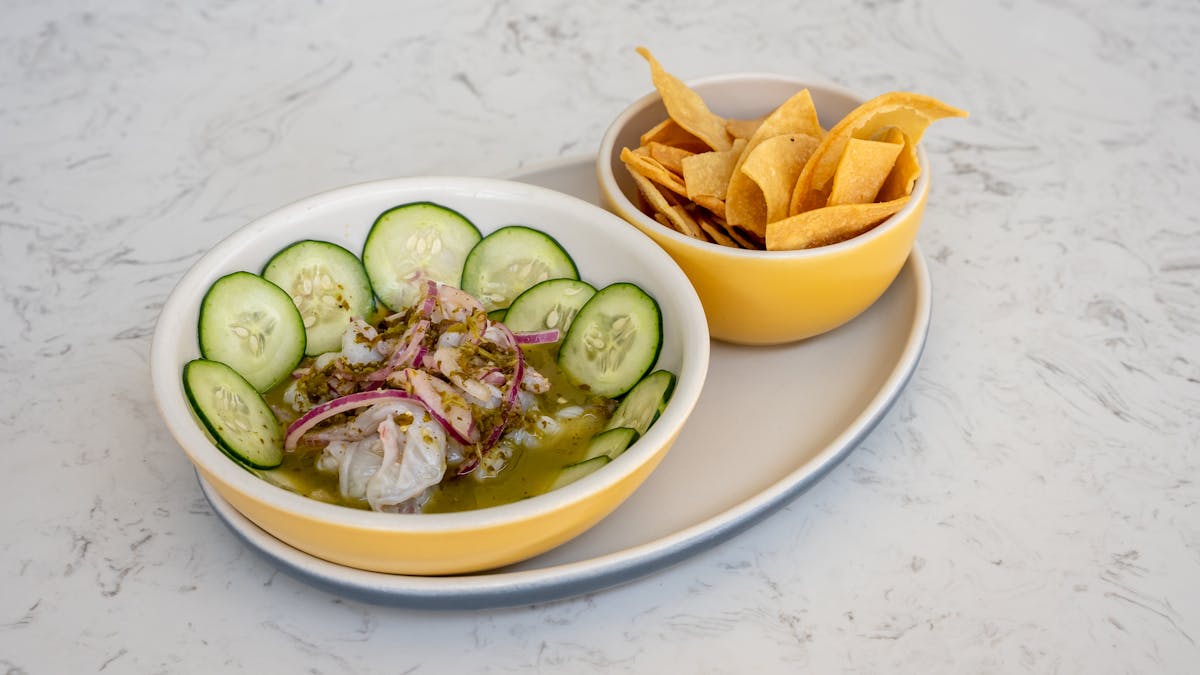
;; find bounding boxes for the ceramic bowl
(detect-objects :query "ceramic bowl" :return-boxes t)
[597,74,929,345]
[151,176,709,575]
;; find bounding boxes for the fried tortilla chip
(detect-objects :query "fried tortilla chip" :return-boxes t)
[788,92,967,216]
[636,47,732,151]
[826,137,903,206]
[680,139,746,203]
[648,142,694,176]
[622,49,965,250]
[725,89,825,234]
[695,212,737,247]
[725,116,765,140]
[724,169,768,237]
[739,133,820,224]
[671,205,710,242]
[876,127,921,202]
[621,146,688,199]
[629,171,705,239]
[766,196,910,250]
[640,118,711,153]
[738,89,823,164]
[691,193,726,219]
[729,225,764,249]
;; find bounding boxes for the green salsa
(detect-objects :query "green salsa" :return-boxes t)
[260,343,614,513]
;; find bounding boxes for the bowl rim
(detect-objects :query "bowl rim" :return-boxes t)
[150,175,710,533]
[596,72,930,259]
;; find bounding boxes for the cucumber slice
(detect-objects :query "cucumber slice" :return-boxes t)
[487,308,508,323]
[198,272,306,392]
[183,359,284,469]
[558,282,662,398]
[362,202,482,312]
[606,370,676,435]
[460,226,578,312]
[582,426,638,461]
[549,455,610,491]
[262,240,374,356]
[503,278,596,334]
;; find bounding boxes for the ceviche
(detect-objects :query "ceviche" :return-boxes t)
[182,201,675,514]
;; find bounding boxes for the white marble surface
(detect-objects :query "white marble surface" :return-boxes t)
[2,0,1198,672]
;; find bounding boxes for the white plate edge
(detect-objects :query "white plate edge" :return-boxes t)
[196,155,932,609]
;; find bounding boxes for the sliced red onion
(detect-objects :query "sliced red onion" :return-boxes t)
[457,324,525,476]
[508,347,525,408]
[475,323,526,460]
[513,329,561,344]
[366,318,429,383]
[284,390,423,452]
[482,413,509,450]
[457,454,479,476]
[436,283,486,317]
[418,280,438,318]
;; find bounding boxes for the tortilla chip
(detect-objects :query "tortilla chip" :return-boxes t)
[729,225,764,249]
[629,171,705,239]
[648,142,694,176]
[621,146,688,199]
[680,139,746,203]
[671,205,709,241]
[876,127,921,202]
[788,92,967,216]
[724,168,768,237]
[636,47,731,151]
[725,89,825,234]
[702,204,760,248]
[826,137,902,206]
[739,89,823,163]
[739,133,820,224]
[766,196,910,250]
[725,116,765,140]
[640,118,711,153]
[695,212,737,246]
[691,193,726,219]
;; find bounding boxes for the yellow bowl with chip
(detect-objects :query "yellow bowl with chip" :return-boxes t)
[597,74,931,345]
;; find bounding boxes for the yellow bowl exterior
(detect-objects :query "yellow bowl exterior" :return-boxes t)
[197,431,678,576]
[602,182,926,345]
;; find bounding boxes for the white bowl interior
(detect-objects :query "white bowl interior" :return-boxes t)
[151,176,709,531]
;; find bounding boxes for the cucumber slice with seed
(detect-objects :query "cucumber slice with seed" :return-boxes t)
[503,278,596,334]
[262,240,373,356]
[183,359,284,469]
[198,272,306,392]
[582,426,638,461]
[460,225,578,312]
[558,282,662,398]
[362,202,481,312]
[550,456,610,490]
[606,370,676,435]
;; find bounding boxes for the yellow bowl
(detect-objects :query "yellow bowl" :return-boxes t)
[150,177,709,575]
[597,74,929,345]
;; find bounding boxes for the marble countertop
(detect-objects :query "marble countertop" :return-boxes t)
[3,0,1198,672]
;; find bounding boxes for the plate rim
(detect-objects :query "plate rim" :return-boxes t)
[197,154,932,610]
